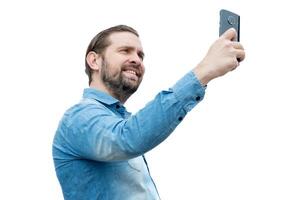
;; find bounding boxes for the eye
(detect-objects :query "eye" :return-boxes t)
[138,53,144,60]
[120,48,129,54]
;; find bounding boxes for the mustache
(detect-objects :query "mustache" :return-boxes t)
[122,62,141,68]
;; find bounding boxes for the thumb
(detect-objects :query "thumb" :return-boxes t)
[221,28,237,40]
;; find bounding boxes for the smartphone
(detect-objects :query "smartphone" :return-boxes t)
[219,9,240,41]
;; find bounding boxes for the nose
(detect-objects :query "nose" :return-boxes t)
[129,53,142,66]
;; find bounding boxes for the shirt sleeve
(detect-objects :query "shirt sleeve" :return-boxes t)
[58,71,206,161]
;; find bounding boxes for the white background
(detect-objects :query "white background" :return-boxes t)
[1,0,299,199]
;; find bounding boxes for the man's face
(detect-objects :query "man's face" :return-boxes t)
[99,32,145,100]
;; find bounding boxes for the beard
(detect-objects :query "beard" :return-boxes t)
[100,58,142,101]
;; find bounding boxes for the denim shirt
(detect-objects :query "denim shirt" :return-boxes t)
[52,71,206,200]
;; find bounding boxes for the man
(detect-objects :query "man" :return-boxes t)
[52,25,245,200]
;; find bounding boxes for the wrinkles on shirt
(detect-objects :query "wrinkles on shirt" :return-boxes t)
[52,71,205,200]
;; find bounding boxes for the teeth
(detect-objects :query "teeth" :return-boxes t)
[126,70,136,75]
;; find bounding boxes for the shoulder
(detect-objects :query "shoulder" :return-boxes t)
[61,99,112,128]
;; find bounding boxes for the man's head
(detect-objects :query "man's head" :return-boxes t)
[85,25,145,102]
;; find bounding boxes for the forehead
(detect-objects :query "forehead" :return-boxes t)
[108,32,143,50]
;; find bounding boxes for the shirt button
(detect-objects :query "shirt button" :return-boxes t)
[196,96,201,101]
[178,116,183,121]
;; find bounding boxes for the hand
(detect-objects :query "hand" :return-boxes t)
[193,28,245,85]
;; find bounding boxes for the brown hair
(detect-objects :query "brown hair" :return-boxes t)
[85,25,139,85]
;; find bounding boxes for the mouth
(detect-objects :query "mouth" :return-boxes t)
[123,69,139,81]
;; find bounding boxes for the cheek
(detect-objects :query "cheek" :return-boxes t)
[112,67,122,77]
[109,62,122,75]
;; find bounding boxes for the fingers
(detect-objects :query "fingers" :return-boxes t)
[221,28,237,41]
[231,41,245,62]
[236,49,246,62]
[221,29,245,62]
[232,41,244,50]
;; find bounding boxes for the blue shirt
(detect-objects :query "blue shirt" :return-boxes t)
[52,71,206,200]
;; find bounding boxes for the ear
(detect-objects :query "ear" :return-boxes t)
[86,51,102,71]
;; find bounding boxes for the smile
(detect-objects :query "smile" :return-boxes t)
[126,70,137,76]
[123,70,139,81]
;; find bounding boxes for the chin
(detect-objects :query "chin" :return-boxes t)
[123,81,140,92]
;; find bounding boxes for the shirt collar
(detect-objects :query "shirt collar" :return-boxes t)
[83,88,119,106]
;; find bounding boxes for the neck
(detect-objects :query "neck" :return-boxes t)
[89,81,130,104]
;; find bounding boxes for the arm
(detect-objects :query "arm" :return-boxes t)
[63,71,205,161]
[58,28,245,162]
